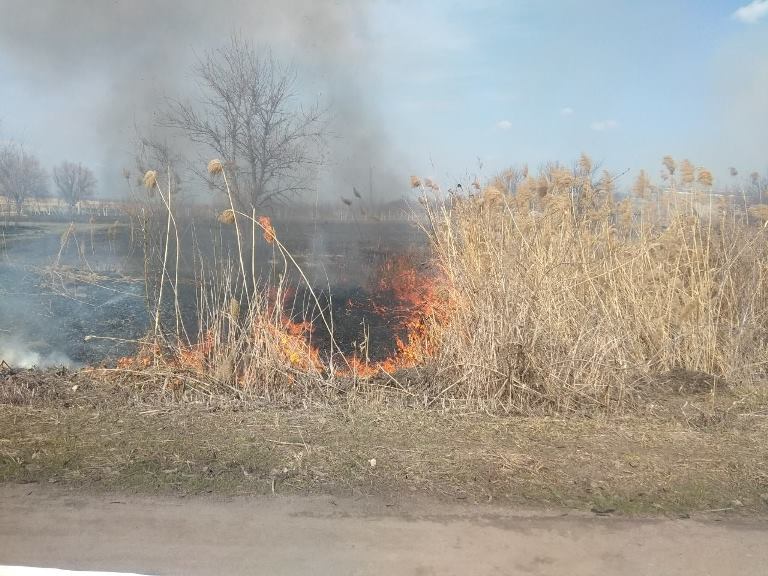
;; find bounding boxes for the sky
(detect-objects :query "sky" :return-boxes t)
[0,0,766,199]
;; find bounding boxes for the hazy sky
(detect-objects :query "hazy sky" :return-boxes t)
[0,0,766,198]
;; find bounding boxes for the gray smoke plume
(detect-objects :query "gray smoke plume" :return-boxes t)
[0,336,77,369]
[0,0,404,202]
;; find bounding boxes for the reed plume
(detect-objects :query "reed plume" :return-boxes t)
[208,159,224,175]
[143,170,157,189]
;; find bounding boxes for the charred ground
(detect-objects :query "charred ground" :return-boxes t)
[0,216,426,367]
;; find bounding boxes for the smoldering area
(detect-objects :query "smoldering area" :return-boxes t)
[0,214,425,369]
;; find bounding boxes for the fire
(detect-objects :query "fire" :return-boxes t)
[265,317,321,371]
[176,331,216,371]
[115,253,447,381]
[257,251,448,378]
[264,284,322,371]
[338,253,448,378]
[116,332,215,372]
[114,218,449,383]
[116,340,158,369]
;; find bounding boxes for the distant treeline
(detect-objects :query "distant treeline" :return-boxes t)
[0,194,418,223]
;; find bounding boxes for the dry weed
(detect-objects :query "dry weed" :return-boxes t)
[422,159,768,414]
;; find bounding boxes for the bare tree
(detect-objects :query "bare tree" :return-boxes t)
[0,143,48,219]
[163,35,327,210]
[53,161,97,208]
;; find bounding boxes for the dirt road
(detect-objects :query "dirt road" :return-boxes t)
[0,485,766,576]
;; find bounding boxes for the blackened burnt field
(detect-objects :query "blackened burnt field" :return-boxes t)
[0,218,426,368]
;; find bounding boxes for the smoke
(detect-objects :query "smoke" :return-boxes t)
[0,336,78,369]
[0,263,80,369]
[0,0,404,202]
[710,30,768,177]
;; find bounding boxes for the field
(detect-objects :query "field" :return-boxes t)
[2,160,768,517]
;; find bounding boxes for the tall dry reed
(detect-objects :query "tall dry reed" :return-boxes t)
[421,161,768,414]
[124,159,339,400]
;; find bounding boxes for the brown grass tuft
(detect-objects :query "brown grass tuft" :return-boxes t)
[142,170,158,189]
[229,297,241,320]
[421,161,768,414]
[632,170,651,198]
[680,160,695,186]
[258,215,277,244]
[662,155,676,176]
[217,209,236,224]
[207,159,224,175]
[697,168,713,187]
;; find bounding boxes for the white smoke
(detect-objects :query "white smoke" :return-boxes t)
[0,337,78,369]
[0,0,405,202]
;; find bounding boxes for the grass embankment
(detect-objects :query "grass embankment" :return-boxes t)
[3,158,768,515]
[1,369,766,516]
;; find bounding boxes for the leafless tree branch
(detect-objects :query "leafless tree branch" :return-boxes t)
[53,161,96,207]
[0,143,48,217]
[161,34,328,210]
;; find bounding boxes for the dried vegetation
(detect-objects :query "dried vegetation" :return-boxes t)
[12,155,768,421]
[420,155,768,414]
[3,155,768,512]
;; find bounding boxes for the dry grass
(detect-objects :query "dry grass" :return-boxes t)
[121,161,336,399]
[6,157,768,513]
[1,370,767,514]
[126,159,438,402]
[420,159,768,414]
[118,156,768,417]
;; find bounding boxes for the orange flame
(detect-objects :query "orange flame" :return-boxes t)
[115,217,449,383]
[263,284,322,371]
[116,332,216,372]
[338,254,448,378]
[175,331,216,371]
[265,317,321,371]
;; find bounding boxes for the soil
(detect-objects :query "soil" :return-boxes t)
[1,368,767,574]
[1,484,767,575]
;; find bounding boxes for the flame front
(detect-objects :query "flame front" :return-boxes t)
[116,219,449,384]
[339,253,448,377]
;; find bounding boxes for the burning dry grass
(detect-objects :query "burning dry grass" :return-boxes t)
[116,270,326,402]
[115,251,446,400]
[116,161,446,402]
[421,160,768,414]
[109,157,768,417]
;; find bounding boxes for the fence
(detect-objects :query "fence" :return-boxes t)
[0,196,126,219]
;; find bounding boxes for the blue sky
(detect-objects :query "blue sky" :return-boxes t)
[364,0,768,184]
[0,0,766,197]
